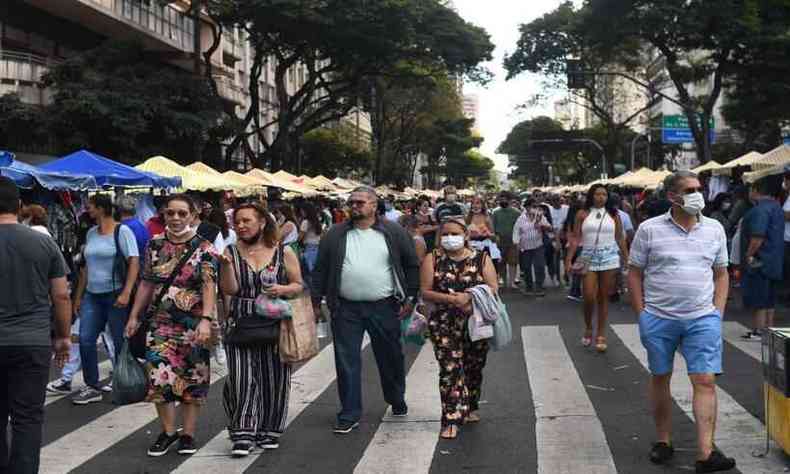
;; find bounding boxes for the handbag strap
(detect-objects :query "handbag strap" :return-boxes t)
[149,236,200,315]
[589,210,606,251]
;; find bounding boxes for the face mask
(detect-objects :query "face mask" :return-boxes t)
[446,195,457,204]
[167,225,194,238]
[721,202,732,211]
[441,235,465,251]
[678,192,705,215]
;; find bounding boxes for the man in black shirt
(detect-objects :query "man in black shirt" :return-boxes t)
[434,186,466,223]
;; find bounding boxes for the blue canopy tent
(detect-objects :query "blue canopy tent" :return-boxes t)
[40,150,181,189]
[0,151,98,190]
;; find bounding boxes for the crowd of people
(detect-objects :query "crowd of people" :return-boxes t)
[3,165,788,473]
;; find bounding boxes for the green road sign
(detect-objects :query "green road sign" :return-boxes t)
[662,114,715,129]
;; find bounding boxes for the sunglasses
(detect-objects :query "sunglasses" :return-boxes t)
[165,209,190,218]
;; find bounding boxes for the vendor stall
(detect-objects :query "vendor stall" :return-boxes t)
[41,150,180,189]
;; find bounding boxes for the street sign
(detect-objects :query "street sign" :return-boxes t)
[662,114,716,144]
[662,128,716,144]
[782,129,790,145]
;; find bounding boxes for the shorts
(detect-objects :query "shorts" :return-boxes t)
[498,242,518,265]
[742,271,778,310]
[580,245,620,272]
[638,310,722,375]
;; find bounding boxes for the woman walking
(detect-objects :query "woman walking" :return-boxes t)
[466,195,500,262]
[420,218,498,439]
[72,194,140,405]
[298,202,324,316]
[565,185,628,352]
[125,194,219,457]
[219,203,304,456]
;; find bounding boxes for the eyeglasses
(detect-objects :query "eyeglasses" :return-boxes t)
[165,209,190,218]
[348,200,368,207]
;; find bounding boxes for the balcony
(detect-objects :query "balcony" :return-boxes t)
[213,75,245,106]
[24,0,195,54]
[0,50,56,105]
[222,30,241,63]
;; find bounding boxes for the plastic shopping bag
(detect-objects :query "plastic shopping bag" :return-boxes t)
[112,338,149,406]
[491,296,512,351]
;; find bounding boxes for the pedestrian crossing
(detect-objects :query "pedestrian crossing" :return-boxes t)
[35,313,788,474]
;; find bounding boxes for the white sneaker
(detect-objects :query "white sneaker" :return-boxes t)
[100,382,112,393]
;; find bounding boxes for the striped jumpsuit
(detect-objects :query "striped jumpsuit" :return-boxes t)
[223,245,292,443]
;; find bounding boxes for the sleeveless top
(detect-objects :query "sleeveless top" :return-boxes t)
[432,249,487,302]
[581,208,617,249]
[281,221,299,245]
[227,244,284,319]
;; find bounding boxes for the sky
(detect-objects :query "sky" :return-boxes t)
[453,0,563,172]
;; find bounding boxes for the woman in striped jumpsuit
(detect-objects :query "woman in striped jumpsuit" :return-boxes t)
[219,203,304,457]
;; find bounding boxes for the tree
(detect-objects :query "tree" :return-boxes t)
[583,0,762,163]
[419,117,485,188]
[504,2,658,175]
[219,0,493,172]
[0,94,48,154]
[298,125,372,179]
[39,40,227,164]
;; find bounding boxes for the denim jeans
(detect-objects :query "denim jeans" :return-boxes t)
[331,298,406,423]
[520,247,546,290]
[79,291,128,388]
[0,346,51,474]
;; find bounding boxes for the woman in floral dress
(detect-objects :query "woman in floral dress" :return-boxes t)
[420,217,498,439]
[126,194,219,457]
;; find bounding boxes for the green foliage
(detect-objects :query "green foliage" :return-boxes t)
[38,40,226,164]
[298,125,372,178]
[0,94,48,153]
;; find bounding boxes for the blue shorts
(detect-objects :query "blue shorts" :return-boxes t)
[638,310,722,375]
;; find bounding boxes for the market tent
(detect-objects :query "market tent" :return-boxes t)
[273,170,300,183]
[137,156,246,192]
[41,150,180,188]
[742,145,790,183]
[186,162,222,175]
[309,175,339,191]
[247,169,316,194]
[692,161,724,174]
[714,151,763,175]
[245,169,277,187]
[0,151,98,190]
[222,171,268,196]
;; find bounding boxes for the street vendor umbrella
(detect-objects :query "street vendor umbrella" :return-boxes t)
[41,150,180,188]
[0,151,98,190]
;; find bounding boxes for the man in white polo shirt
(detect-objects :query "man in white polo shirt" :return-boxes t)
[628,171,735,473]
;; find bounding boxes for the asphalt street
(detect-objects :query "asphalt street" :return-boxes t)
[34,285,790,473]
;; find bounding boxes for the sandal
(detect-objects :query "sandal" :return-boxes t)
[581,329,593,347]
[595,336,608,353]
[440,425,459,439]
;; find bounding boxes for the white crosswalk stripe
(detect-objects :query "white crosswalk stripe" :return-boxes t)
[613,323,787,472]
[722,321,763,362]
[523,326,617,474]
[353,343,441,474]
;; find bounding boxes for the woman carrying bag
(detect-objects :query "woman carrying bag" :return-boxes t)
[124,194,219,457]
[219,203,304,457]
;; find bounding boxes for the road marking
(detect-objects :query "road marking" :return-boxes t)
[353,343,440,474]
[39,364,228,473]
[171,336,370,472]
[45,360,113,406]
[613,324,786,472]
[722,321,762,362]
[523,326,617,474]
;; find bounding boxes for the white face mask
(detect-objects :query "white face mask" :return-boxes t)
[679,192,705,215]
[441,235,465,251]
[167,225,194,238]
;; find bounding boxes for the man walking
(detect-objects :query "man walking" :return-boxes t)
[513,198,552,297]
[548,194,569,286]
[313,186,420,434]
[740,178,784,339]
[0,177,72,474]
[492,192,521,289]
[628,171,735,473]
[117,195,151,256]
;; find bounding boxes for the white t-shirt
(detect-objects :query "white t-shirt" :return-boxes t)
[385,209,403,223]
[783,196,790,242]
[215,229,237,253]
[549,205,569,232]
[30,225,52,237]
[300,220,321,245]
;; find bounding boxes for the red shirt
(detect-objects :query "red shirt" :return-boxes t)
[145,215,165,237]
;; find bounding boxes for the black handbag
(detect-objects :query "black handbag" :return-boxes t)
[224,245,287,347]
[129,237,200,359]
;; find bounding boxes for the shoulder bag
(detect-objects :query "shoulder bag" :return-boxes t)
[129,236,200,359]
[571,211,605,276]
[224,245,283,347]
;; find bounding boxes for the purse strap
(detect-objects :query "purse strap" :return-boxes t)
[149,236,200,315]
[590,210,606,251]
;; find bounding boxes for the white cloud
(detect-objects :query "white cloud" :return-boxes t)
[453,0,564,172]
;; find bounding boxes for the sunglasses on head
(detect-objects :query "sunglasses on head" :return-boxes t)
[165,209,190,218]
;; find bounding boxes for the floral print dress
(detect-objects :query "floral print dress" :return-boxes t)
[428,249,490,428]
[142,235,219,404]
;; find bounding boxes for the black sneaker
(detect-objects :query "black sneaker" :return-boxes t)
[392,405,409,417]
[695,450,735,473]
[177,434,198,455]
[147,431,179,457]
[534,288,546,297]
[46,378,72,395]
[231,441,253,457]
[257,436,280,450]
[649,442,674,464]
[741,331,761,341]
[333,420,359,434]
[72,386,103,405]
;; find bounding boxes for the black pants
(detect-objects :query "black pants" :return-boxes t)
[0,346,51,474]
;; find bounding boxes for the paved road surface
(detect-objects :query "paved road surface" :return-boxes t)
[36,287,790,473]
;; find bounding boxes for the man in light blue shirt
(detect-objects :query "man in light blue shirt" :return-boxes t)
[628,171,734,472]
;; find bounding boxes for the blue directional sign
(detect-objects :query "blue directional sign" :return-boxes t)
[662,128,716,144]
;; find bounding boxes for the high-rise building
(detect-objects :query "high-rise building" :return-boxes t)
[462,93,480,129]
